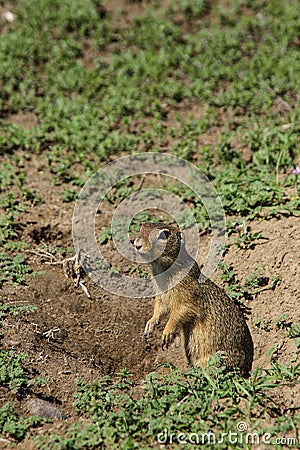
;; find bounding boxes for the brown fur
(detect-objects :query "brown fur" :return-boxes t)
[134,223,254,377]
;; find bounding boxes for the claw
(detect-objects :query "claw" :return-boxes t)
[161,334,169,350]
[162,330,176,350]
[142,320,153,341]
[143,318,159,339]
[144,321,153,335]
[142,331,152,341]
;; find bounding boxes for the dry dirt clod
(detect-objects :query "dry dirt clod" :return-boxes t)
[25,398,67,420]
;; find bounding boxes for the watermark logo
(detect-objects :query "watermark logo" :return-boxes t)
[157,423,297,446]
[72,153,226,298]
[236,421,248,432]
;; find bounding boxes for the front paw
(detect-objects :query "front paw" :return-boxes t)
[143,318,158,338]
[161,330,175,350]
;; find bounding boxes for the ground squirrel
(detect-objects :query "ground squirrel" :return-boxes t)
[134,222,254,377]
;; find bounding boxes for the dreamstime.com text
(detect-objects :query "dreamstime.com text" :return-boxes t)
[157,424,297,446]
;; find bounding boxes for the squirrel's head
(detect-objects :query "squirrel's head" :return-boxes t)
[134,222,183,268]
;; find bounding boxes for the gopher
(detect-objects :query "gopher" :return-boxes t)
[134,223,253,377]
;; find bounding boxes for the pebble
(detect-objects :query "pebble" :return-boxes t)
[2,11,15,23]
[25,398,67,420]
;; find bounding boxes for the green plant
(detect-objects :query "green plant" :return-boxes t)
[219,263,280,300]
[287,323,300,339]
[36,364,300,449]
[99,228,113,244]
[175,0,209,20]
[129,265,149,278]
[0,349,29,393]
[253,318,272,332]
[275,316,300,339]
[0,252,32,285]
[62,188,78,203]
[274,314,291,331]
[108,266,121,277]
[244,267,281,295]
[0,402,42,442]
[0,302,37,319]
[0,302,37,394]
[0,301,42,442]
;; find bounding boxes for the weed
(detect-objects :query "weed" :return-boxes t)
[294,339,300,349]
[129,265,149,279]
[99,210,168,244]
[0,349,29,393]
[36,364,299,449]
[0,302,37,319]
[287,323,300,339]
[108,266,121,277]
[0,302,37,394]
[62,188,78,203]
[0,301,41,442]
[130,210,167,232]
[99,228,113,245]
[172,0,210,20]
[219,263,280,300]
[274,314,291,331]
[275,316,300,340]
[229,228,268,250]
[0,252,32,286]
[244,267,281,295]
[0,403,42,442]
[253,318,272,332]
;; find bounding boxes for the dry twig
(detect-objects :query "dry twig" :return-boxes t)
[41,254,92,299]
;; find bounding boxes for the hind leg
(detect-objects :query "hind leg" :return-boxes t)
[193,355,209,368]
[180,328,193,367]
[180,325,209,368]
[187,325,211,368]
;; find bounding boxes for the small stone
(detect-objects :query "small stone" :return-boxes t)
[25,398,67,420]
[2,11,15,23]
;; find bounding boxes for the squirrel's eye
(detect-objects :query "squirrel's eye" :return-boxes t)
[157,230,170,240]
